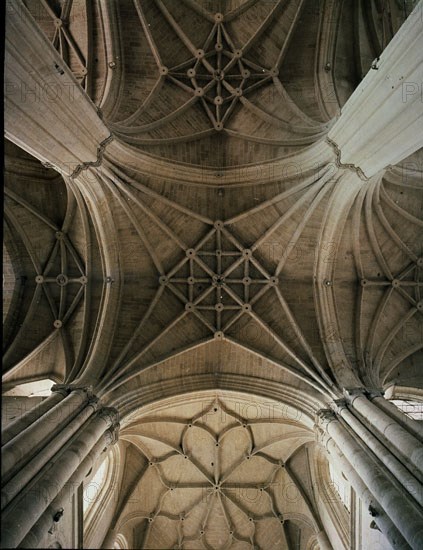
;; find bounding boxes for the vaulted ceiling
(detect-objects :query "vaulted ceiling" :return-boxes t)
[97,392,336,550]
[3,1,423,548]
[5,0,422,404]
[22,0,411,168]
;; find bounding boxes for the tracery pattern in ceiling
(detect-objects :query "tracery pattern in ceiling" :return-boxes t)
[22,0,109,102]
[2,143,103,387]
[105,0,410,166]
[22,0,411,167]
[110,0,330,150]
[95,159,337,398]
[112,394,329,550]
[161,11,277,132]
[333,151,423,390]
[158,220,280,336]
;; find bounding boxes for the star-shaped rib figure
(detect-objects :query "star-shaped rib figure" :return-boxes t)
[159,221,278,337]
[162,11,278,130]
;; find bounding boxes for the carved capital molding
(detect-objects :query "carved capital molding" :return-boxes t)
[104,423,120,446]
[97,406,120,428]
[333,398,348,413]
[50,384,72,397]
[52,384,94,399]
[314,423,330,446]
[87,396,101,411]
[343,387,366,404]
[366,389,385,400]
[316,408,337,429]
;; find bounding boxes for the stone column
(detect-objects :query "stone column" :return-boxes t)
[101,528,119,549]
[1,386,91,484]
[334,398,423,506]
[317,419,410,550]
[1,389,66,446]
[328,1,423,177]
[372,394,423,442]
[4,0,112,177]
[345,389,423,481]
[19,428,117,549]
[0,406,119,548]
[1,393,99,509]
[317,409,423,548]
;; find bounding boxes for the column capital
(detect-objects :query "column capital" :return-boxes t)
[104,423,120,446]
[50,384,71,397]
[366,389,384,400]
[51,384,94,399]
[87,396,101,411]
[344,387,384,402]
[314,423,332,448]
[316,408,337,429]
[343,387,366,403]
[97,406,120,428]
[333,398,348,413]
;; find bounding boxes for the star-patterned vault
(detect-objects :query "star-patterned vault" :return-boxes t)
[109,0,331,166]
[115,394,324,550]
[163,9,278,131]
[159,221,278,336]
[96,160,336,398]
[4,2,423,549]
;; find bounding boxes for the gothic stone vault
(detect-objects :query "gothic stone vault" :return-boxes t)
[3,0,423,549]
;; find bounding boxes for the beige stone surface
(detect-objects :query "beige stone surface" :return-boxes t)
[3,0,423,549]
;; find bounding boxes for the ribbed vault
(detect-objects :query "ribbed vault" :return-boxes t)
[108,391,331,550]
[89,155,337,399]
[4,0,421,422]
[3,1,423,548]
[3,141,104,387]
[23,0,412,167]
[103,0,408,167]
[333,150,423,390]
